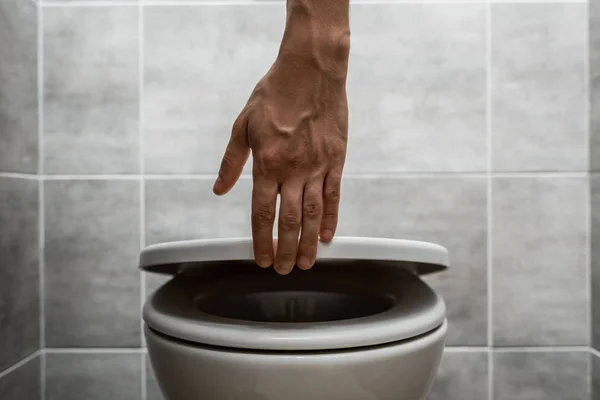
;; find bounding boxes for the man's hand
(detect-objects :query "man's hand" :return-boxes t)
[213,0,350,275]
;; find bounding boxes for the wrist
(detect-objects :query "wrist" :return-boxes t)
[277,0,350,78]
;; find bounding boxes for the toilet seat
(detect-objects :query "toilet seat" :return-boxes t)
[141,237,450,352]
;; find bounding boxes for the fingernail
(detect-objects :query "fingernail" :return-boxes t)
[321,229,333,242]
[298,256,311,270]
[257,256,272,268]
[276,265,293,275]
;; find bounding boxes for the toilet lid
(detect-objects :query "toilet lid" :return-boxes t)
[139,237,450,275]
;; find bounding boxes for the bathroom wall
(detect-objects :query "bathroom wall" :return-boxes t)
[0,0,42,397]
[591,0,600,395]
[1,0,590,398]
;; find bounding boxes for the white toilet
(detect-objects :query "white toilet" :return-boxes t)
[141,237,449,400]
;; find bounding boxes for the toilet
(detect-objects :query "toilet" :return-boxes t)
[141,237,450,400]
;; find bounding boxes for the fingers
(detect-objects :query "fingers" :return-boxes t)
[320,169,342,242]
[251,178,278,268]
[297,179,323,270]
[275,182,303,275]
[213,117,250,196]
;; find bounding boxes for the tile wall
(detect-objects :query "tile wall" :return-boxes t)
[0,0,42,397]
[0,0,596,398]
[591,0,600,396]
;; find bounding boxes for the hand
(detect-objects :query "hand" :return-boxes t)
[213,31,350,275]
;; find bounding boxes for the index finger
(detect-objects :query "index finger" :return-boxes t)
[251,178,278,268]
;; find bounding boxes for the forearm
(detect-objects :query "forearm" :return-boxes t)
[277,0,351,79]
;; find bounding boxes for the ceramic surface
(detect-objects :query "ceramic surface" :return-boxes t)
[146,321,447,400]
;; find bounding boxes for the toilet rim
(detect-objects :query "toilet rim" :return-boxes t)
[143,269,447,351]
[141,237,450,351]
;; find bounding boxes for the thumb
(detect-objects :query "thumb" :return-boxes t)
[213,117,250,195]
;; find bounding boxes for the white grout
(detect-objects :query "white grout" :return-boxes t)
[486,2,494,399]
[37,3,47,399]
[585,0,593,356]
[444,347,489,352]
[138,4,147,400]
[25,171,593,181]
[0,351,43,380]
[588,5,595,399]
[493,346,591,353]
[38,0,587,6]
[44,348,147,354]
[0,172,40,180]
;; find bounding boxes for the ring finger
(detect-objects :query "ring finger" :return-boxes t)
[275,181,303,275]
[297,179,323,270]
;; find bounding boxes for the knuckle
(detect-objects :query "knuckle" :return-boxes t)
[303,201,322,219]
[322,211,338,223]
[280,212,301,231]
[325,186,340,203]
[259,148,281,170]
[252,204,275,228]
[323,211,338,219]
[328,139,347,161]
[301,236,318,250]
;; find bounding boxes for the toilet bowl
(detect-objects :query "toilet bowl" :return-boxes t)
[141,237,450,400]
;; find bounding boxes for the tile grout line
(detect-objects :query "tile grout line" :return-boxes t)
[493,346,591,352]
[23,171,593,180]
[37,0,588,7]
[0,172,40,179]
[585,1,592,396]
[486,2,494,400]
[44,348,148,354]
[138,4,147,400]
[0,351,43,381]
[37,2,46,399]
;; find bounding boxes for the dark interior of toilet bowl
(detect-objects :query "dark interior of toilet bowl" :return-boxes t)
[196,290,395,323]
[187,260,413,324]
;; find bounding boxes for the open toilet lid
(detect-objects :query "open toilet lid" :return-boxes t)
[139,237,450,275]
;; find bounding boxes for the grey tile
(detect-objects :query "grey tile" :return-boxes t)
[144,178,252,304]
[427,351,488,400]
[46,353,141,400]
[346,4,486,173]
[145,178,252,245]
[146,353,164,400]
[491,4,587,172]
[144,5,284,173]
[0,355,41,400]
[0,178,39,372]
[493,352,589,400]
[591,0,600,172]
[493,177,588,346]
[337,177,487,346]
[593,124,600,172]
[593,175,600,350]
[45,180,140,347]
[43,7,139,174]
[0,0,38,173]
